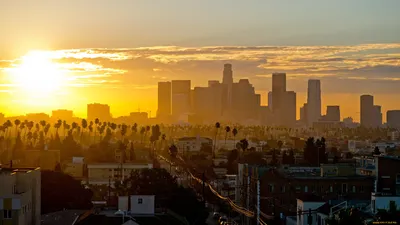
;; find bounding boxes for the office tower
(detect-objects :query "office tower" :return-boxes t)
[300,103,308,124]
[373,105,382,127]
[222,64,234,115]
[193,86,223,122]
[268,91,273,111]
[87,103,111,122]
[387,110,400,128]
[222,64,233,85]
[231,79,260,122]
[360,95,374,127]
[171,80,191,120]
[283,91,297,127]
[0,167,41,225]
[208,80,220,87]
[271,73,287,125]
[326,106,340,122]
[157,82,172,117]
[307,79,321,126]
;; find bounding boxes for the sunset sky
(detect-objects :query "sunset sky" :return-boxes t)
[0,0,399,121]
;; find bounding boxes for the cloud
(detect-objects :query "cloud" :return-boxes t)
[1,43,400,94]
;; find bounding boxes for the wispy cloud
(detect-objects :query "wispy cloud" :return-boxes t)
[1,43,400,94]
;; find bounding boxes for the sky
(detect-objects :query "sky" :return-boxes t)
[0,0,399,121]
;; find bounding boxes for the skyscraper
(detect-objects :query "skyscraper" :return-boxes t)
[373,105,382,127]
[326,106,340,122]
[300,103,308,124]
[271,73,286,125]
[360,95,374,127]
[222,64,233,116]
[157,81,171,117]
[171,80,191,120]
[307,79,321,126]
[387,110,400,128]
[284,91,297,127]
[268,91,273,111]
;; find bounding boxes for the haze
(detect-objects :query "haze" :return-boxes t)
[0,0,399,121]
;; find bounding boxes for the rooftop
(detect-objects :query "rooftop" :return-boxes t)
[74,211,187,225]
[0,167,39,175]
[41,210,86,225]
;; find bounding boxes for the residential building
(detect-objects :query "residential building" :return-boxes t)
[86,163,153,186]
[73,195,187,225]
[371,156,400,213]
[176,137,212,154]
[87,103,111,122]
[0,167,41,225]
[387,110,400,129]
[373,105,382,127]
[307,80,321,126]
[14,150,60,171]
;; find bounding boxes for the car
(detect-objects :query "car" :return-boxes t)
[218,216,228,224]
[212,212,220,219]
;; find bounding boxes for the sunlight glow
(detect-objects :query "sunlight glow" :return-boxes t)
[9,51,66,95]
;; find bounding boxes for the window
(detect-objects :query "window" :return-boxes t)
[138,198,143,204]
[3,210,12,219]
[304,186,308,193]
[352,186,356,193]
[342,183,347,193]
[269,184,275,193]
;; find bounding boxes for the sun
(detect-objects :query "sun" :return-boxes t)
[9,50,66,95]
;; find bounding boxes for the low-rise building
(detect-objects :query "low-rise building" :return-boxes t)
[0,166,41,225]
[87,163,153,186]
[176,137,212,153]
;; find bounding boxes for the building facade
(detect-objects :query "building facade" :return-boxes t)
[0,167,41,225]
[387,110,400,129]
[87,103,111,122]
[157,82,171,118]
[307,80,321,126]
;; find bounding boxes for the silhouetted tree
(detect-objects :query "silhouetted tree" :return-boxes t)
[373,146,381,155]
[41,171,92,214]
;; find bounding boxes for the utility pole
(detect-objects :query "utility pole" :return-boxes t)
[202,172,206,208]
[308,208,312,225]
[108,176,111,205]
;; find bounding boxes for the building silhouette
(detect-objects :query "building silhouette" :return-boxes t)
[157,81,171,118]
[51,109,73,122]
[171,80,191,122]
[325,106,340,122]
[270,73,296,127]
[387,110,400,128]
[87,103,111,122]
[307,79,321,126]
[360,95,381,128]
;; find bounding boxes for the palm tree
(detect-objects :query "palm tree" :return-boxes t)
[213,122,221,159]
[40,120,46,130]
[145,126,150,143]
[224,126,231,146]
[140,127,146,144]
[81,119,87,143]
[14,119,21,136]
[94,118,99,143]
[232,128,238,149]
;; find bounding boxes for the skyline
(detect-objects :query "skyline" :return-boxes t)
[0,1,399,121]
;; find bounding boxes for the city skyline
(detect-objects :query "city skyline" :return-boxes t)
[0,1,399,121]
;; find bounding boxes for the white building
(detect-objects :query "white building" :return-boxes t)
[87,163,153,186]
[176,137,212,153]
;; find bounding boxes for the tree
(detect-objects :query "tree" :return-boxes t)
[213,122,221,158]
[12,132,24,159]
[224,126,230,145]
[41,170,93,214]
[238,138,249,152]
[373,146,381,155]
[232,128,238,149]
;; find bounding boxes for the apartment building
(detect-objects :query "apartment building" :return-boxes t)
[0,167,41,225]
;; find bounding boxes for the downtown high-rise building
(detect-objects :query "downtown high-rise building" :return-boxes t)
[171,80,191,121]
[307,79,321,126]
[270,73,296,127]
[221,64,233,116]
[326,106,340,122]
[157,81,171,117]
[360,94,382,128]
[387,110,400,128]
